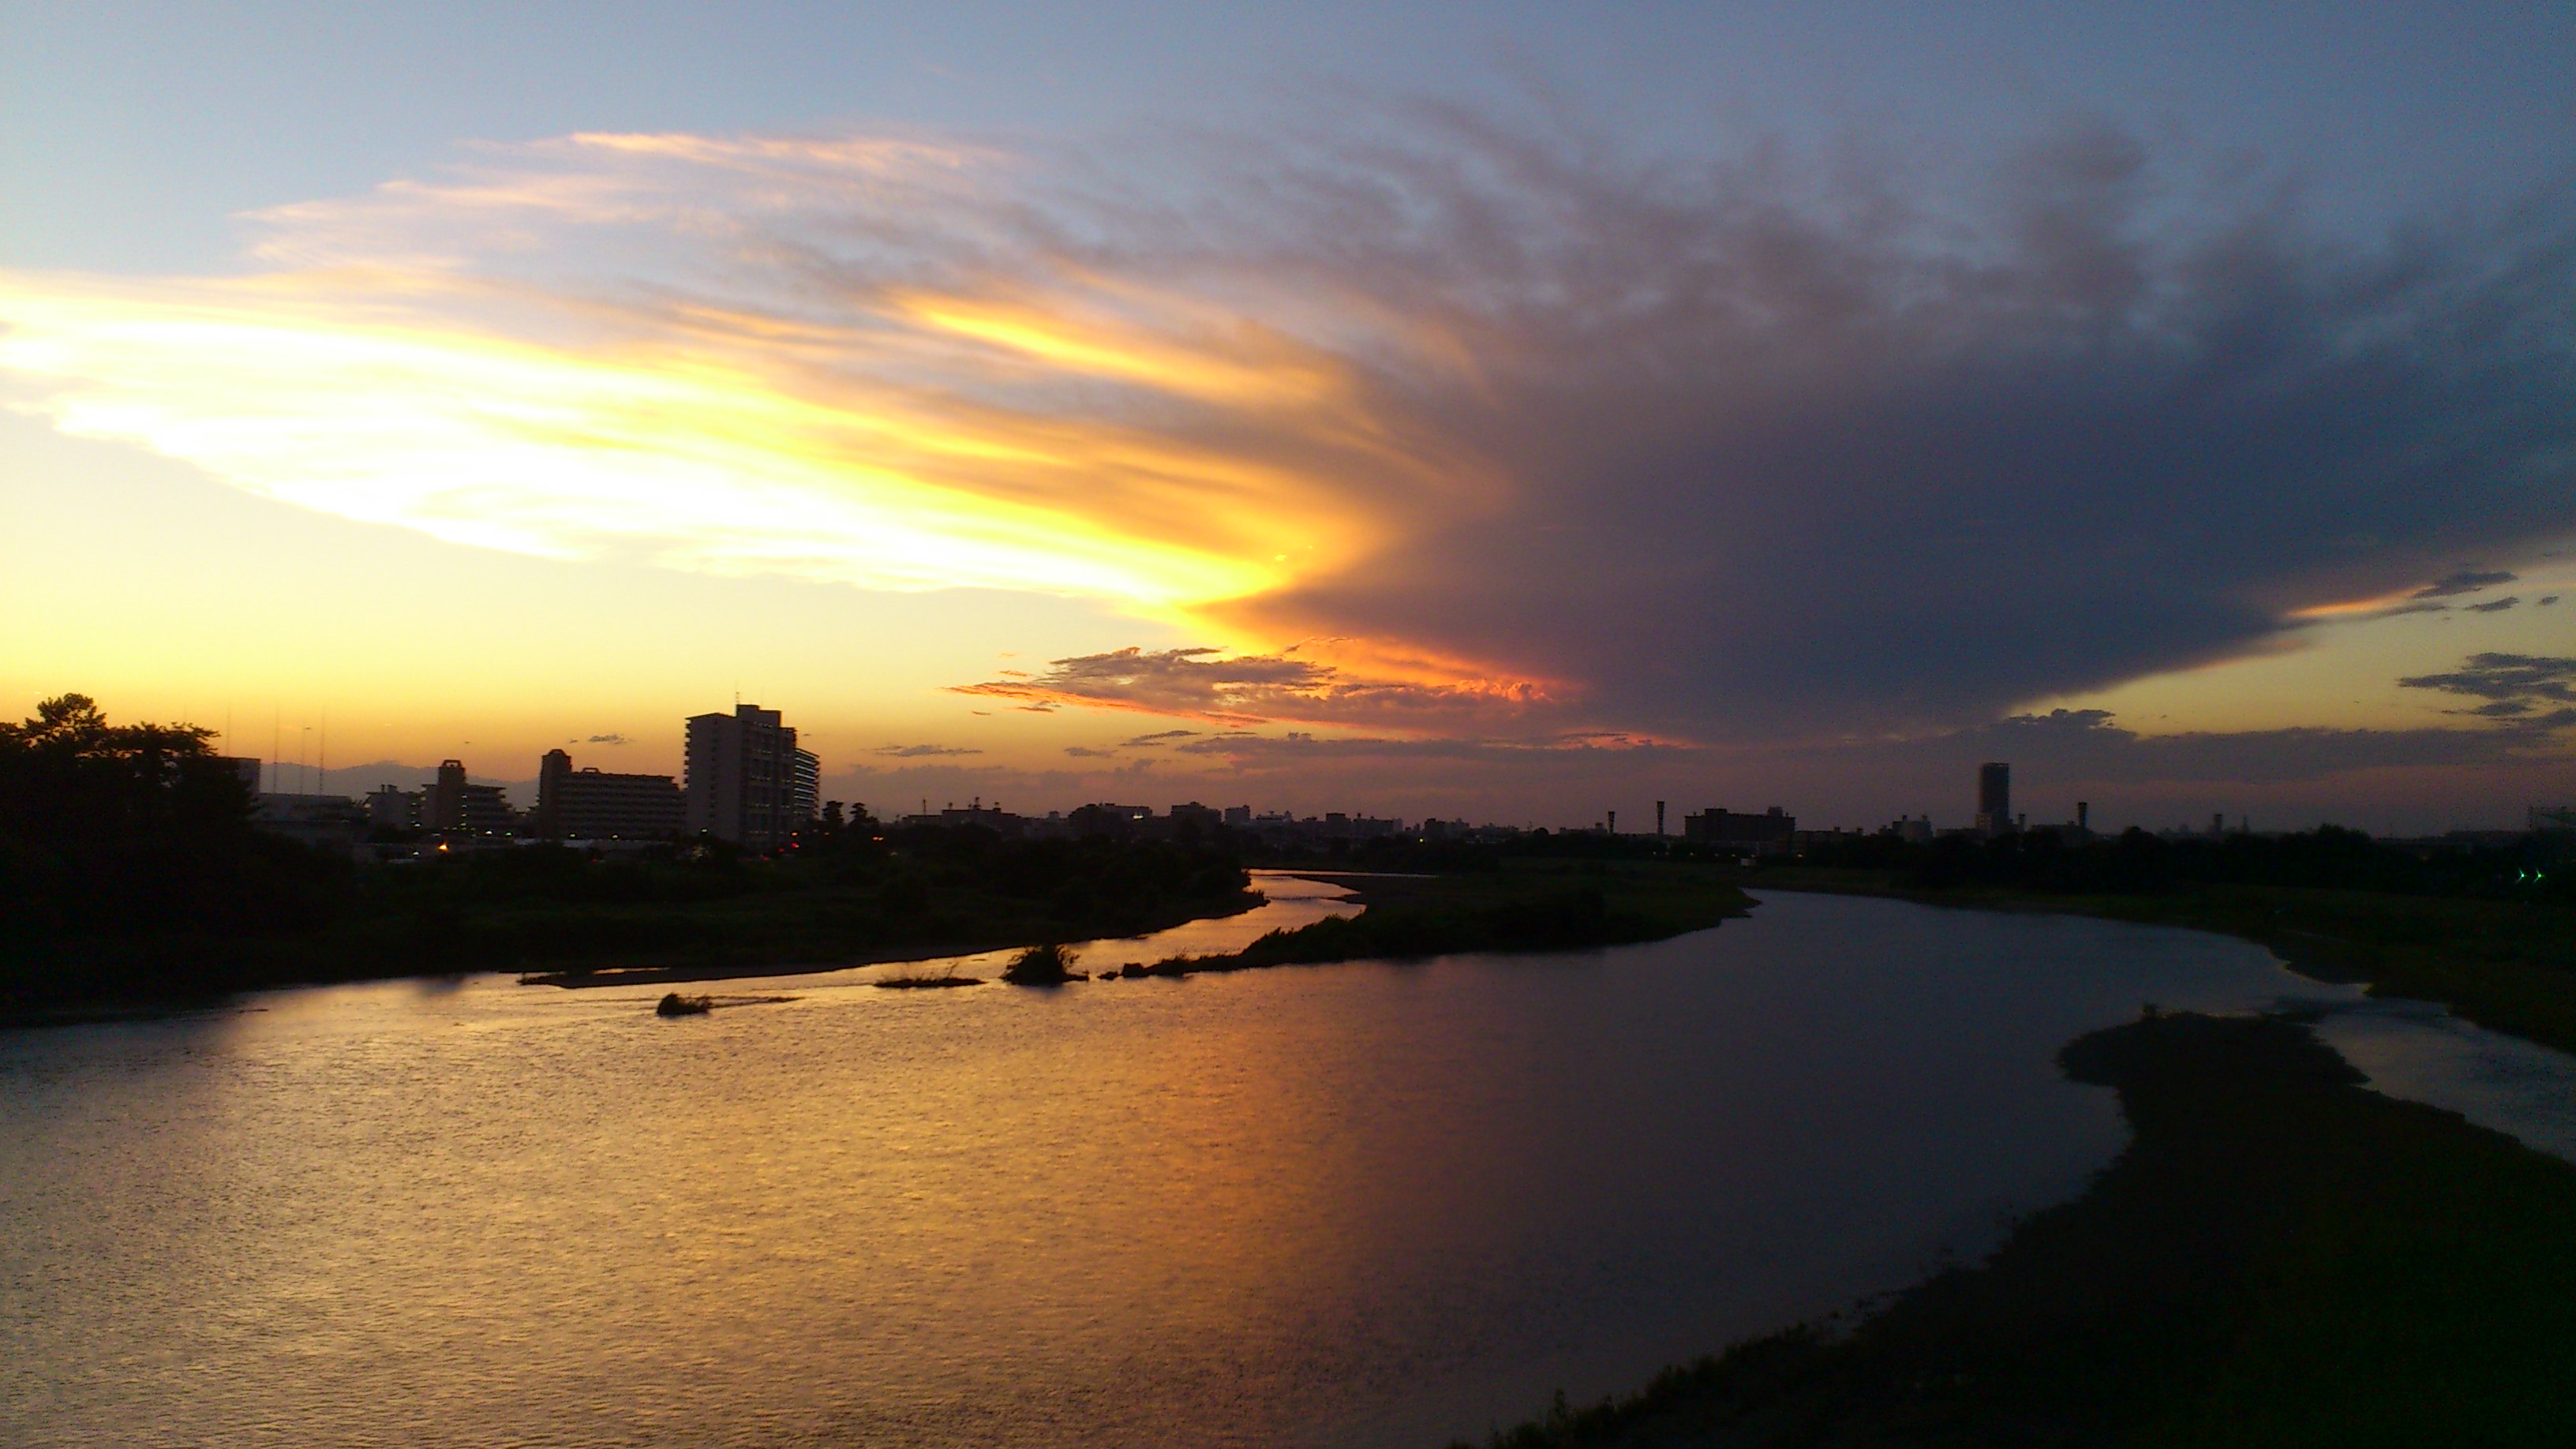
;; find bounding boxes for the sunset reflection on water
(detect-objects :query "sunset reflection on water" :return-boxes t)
[2,886,2335,1447]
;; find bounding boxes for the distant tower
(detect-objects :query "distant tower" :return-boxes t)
[1975,762,2012,837]
[427,758,470,831]
[535,748,573,839]
[2076,801,2090,833]
[1656,800,1667,837]
[1608,809,1617,835]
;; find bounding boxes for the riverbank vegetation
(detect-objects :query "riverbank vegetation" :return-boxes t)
[874,964,981,989]
[1458,1010,2576,1447]
[1132,863,1752,977]
[507,828,1249,988]
[0,696,1252,1018]
[1754,827,2576,1054]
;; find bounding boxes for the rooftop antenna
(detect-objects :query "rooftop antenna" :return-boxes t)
[319,710,327,797]
[271,710,280,796]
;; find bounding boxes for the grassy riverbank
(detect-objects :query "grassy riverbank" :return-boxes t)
[2,835,1256,1018]
[1129,862,1752,977]
[1459,1010,2576,1447]
[1754,867,2576,1054]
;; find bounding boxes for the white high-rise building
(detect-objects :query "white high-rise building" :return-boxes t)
[684,704,801,853]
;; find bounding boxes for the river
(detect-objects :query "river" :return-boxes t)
[3,877,2568,1447]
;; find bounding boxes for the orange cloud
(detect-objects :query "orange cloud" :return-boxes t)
[950,646,1556,731]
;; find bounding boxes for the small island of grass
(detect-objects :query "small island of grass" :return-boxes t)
[1001,942,1085,985]
[1134,862,1752,977]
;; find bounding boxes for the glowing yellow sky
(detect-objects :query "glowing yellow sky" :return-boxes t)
[2022,576,2576,736]
[0,271,1366,608]
[0,122,1547,788]
[0,133,1500,782]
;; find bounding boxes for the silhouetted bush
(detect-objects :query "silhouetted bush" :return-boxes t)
[1001,942,1080,985]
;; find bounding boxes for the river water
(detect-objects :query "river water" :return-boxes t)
[4,878,2568,1447]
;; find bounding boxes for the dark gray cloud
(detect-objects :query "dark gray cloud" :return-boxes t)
[1950,708,2557,781]
[873,743,983,758]
[232,110,2576,751]
[1063,745,1114,758]
[2466,597,2522,612]
[1175,708,2553,787]
[2398,653,2576,719]
[1153,114,2576,739]
[585,733,629,745]
[2412,569,2518,598]
[1121,728,1200,747]
[879,114,2576,742]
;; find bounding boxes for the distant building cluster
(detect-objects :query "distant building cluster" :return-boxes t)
[1682,805,1796,854]
[230,700,818,859]
[881,798,1510,848]
[230,726,2576,865]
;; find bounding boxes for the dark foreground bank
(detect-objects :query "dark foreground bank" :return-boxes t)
[1457,1010,2576,1448]
[1125,863,1753,977]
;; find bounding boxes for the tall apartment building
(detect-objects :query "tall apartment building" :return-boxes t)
[535,749,684,840]
[425,759,518,836]
[683,704,804,853]
[1975,762,2012,837]
[790,747,820,829]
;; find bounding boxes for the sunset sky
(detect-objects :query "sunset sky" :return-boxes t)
[5,2,2572,833]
